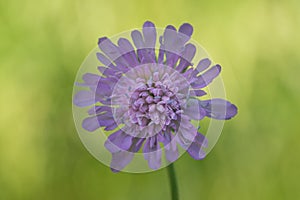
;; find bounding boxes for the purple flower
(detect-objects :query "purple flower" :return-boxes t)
[73,21,237,172]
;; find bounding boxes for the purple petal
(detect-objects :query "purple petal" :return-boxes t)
[191,89,207,97]
[98,66,121,78]
[182,68,195,80]
[97,67,123,80]
[161,131,178,163]
[184,99,206,120]
[105,130,133,152]
[141,49,157,63]
[178,23,193,44]
[98,37,119,59]
[110,151,134,172]
[177,118,198,149]
[96,52,114,67]
[80,73,101,87]
[143,137,161,169]
[95,77,116,96]
[176,43,196,72]
[143,21,156,48]
[82,115,100,132]
[187,132,207,160]
[82,110,116,132]
[191,64,221,88]
[131,30,144,49]
[163,25,182,67]
[131,30,146,63]
[142,21,157,63]
[196,58,211,72]
[200,98,238,120]
[165,51,180,68]
[73,90,96,107]
[98,37,128,67]
[117,38,139,67]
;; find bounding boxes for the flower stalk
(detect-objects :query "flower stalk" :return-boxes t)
[167,163,179,200]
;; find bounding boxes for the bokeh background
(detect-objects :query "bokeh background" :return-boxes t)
[1,0,300,199]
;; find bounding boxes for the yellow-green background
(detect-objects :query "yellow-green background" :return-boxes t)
[1,0,299,199]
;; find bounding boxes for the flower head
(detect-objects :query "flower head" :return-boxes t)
[73,21,237,172]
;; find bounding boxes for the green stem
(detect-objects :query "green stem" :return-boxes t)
[167,163,179,200]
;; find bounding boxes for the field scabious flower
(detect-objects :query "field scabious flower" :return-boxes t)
[73,21,237,172]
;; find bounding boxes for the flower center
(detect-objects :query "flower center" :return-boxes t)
[111,63,189,137]
[128,81,181,129]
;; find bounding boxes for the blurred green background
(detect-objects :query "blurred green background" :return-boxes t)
[1,0,300,199]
